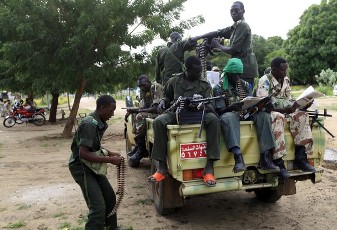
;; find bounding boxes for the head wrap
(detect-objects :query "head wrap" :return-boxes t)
[222,58,243,90]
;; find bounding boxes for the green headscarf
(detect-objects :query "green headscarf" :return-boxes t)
[222,58,243,90]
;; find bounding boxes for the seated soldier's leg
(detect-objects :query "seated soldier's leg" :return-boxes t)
[203,112,221,186]
[149,112,176,182]
[220,112,246,173]
[129,112,155,166]
[290,111,315,172]
[252,111,280,172]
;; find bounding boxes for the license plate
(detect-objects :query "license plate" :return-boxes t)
[180,142,207,159]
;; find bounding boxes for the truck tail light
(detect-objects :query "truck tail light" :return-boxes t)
[183,168,204,181]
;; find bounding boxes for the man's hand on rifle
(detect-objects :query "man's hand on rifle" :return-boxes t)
[218,102,244,114]
[157,100,166,114]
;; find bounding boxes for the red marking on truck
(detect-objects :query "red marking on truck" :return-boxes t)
[180,142,207,159]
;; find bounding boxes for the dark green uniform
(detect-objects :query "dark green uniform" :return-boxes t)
[68,111,117,230]
[213,80,275,153]
[218,19,258,85]
[152,73,220,161]
[156,39,196,86]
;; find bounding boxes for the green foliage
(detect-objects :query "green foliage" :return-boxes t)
[315,68,337,86]
[0,0,202,94]
[316,85,333,96]
[285,0,337,84]
[6,221,26,228]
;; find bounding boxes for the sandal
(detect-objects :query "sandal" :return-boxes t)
[203,173,216,187]
[148,172,166,182]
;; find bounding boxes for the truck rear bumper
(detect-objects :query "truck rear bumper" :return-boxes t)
[181,177,277,197]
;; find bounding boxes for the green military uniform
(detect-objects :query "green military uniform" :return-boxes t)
[133,82,163,137]
[68,111,117,230]
[152,73,220,162]
[155,45,169,84]
[157,39,196,86]
[213,78,275,153]
[218,18,258,86]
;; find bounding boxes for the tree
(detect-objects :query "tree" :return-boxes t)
[0,0,203,137]
[285,0,337,84]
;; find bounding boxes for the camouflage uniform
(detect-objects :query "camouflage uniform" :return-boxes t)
[133,82,163,138]
[257,73,313,160]
[152,73,220,162]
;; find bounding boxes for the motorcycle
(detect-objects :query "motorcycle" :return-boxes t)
[3,105,46,128]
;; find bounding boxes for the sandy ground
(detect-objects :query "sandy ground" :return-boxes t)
[0,96,337,230]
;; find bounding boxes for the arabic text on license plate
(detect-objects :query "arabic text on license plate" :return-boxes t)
[180,142,207,159]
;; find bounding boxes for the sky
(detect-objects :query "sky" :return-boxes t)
[179,0,321,40]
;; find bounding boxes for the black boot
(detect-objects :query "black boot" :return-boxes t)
[259,151,280,172]
[127,137,139,157]
[273,158,290,179]
[233,153,246,173]
[129,136,147,167]
[294,145,316,172]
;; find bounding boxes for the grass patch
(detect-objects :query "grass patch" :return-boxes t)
[77,214,87,225]
[58,222,71,229]
[17,204,31,210]
[6,221,26,228]
[0,207,7,212]
[53,212,67,219]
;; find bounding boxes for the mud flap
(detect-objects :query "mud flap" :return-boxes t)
[278,179,296,196]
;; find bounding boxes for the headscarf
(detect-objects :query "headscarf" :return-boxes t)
[222,58,243,90]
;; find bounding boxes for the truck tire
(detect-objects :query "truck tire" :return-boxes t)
[125,132,133,154]
[151,161,184,215]
[254,188,282,203]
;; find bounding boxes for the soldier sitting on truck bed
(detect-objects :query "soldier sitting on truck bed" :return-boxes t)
[148,55,221,187]
[213,58,280,174]
[125,75,163,167]
[256,57,316,175]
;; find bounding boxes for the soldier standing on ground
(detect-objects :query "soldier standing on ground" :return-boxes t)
[68,95,124,230]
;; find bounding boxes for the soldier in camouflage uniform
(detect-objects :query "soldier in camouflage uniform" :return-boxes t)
[125,75,163,167]
[213,58,279,174]
[256,57,315,176]
[149,55,220,187]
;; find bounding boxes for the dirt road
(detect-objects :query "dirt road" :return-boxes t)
[0,97,336,230]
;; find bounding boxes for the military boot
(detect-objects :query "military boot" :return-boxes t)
[233,153,246,173]
[258,151,280,172]
[128,136,148,167]
[294,145,316,172]
[127,136,140,157]
[273,158,290,179]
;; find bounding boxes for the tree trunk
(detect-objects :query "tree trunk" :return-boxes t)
[48,92,59,123]
[62,79,87,138]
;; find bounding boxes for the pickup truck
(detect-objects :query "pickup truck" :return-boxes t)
[124,104,326,215]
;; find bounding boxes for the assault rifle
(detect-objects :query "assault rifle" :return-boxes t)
[305,109,335,138]
[242,89,281,120]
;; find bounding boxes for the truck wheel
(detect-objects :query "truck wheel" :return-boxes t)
[151,161,184,215]
[125,132,133,154]
[254,188,282,203]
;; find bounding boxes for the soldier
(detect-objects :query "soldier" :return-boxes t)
[68,95,124,230]
[203,1,258,89]
[213,58,279,173]
[149,55,221,187]
[256,57,316,177]
[125,75,163,167]
[155,32,202,86]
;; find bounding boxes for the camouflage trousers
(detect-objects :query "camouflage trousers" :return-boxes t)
[271,111,313,160]
[133,112,158,137]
